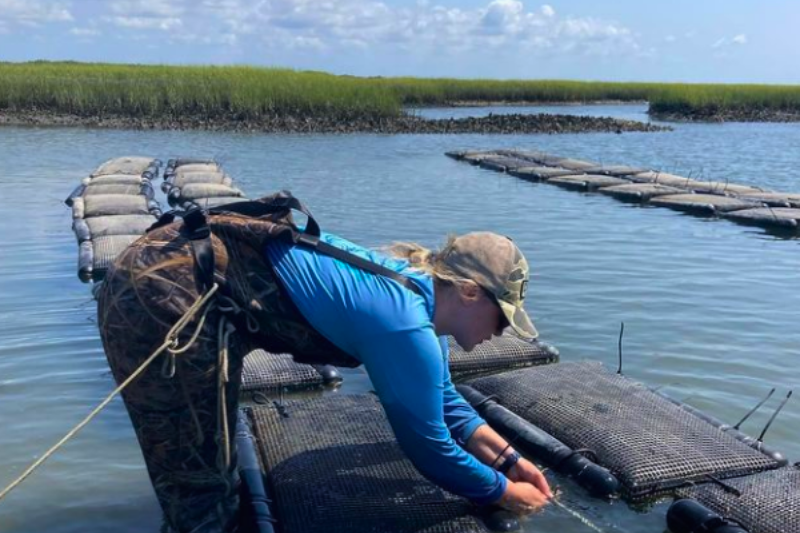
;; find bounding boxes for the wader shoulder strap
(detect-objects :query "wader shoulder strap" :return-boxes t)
[148,193,423,297]
[211,192,423,297]
[293,233,423,297]
[147,209,217,292]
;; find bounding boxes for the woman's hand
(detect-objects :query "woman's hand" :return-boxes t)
[506,457,553,499]
[494,479,550,515]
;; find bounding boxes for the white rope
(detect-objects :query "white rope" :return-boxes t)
[0,283,220,503]
[551,498,611,533]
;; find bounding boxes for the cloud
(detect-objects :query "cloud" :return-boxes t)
[70,27,100,37]
[0,0,73,27]
[109,16,182,31]
[713,33,748,48]
[664,34,676,43]
[480,0,525,36]
[243,0,636,57]
[55,0,639,61]
[110,0,184,18]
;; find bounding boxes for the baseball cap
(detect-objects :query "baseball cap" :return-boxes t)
[440,232,538,340]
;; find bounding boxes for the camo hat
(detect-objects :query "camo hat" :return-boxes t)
[441,232,538,340]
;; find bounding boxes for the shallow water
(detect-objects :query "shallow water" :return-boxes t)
[0,104,798,533]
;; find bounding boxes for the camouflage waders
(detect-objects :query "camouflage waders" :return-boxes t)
[96,194,363,533]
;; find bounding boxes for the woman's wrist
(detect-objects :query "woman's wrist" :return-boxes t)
[496,450,521,475]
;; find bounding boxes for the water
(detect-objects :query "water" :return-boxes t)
[0,105,798,533]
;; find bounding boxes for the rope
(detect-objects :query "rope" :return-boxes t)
[216,315,236,473]
[0,283,220,503]
[551,499,612,533]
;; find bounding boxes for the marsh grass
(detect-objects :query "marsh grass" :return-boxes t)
[0,62,401,119]
[1,62,799,120]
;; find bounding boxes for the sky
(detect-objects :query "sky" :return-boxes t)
[1,0,798,83]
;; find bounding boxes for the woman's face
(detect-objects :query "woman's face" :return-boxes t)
[451,284,507,352]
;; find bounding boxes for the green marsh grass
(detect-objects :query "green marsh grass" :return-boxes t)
[1,62,799,120]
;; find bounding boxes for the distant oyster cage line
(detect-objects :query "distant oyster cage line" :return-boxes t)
[448,149,800,236]
[1,62,799,128]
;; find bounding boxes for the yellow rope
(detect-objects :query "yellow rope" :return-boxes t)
[0,283,220,503]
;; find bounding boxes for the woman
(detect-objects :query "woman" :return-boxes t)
[98,193,552,533]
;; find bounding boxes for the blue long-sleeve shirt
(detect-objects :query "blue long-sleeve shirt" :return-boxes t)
[264,232,506,504]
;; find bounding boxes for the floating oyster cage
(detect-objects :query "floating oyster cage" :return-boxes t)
[447,149,800,235]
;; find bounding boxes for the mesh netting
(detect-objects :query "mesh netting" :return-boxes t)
[84,183,144,196]
[722,208,800,229]
[550,158,600,171]
[173,172,231,188]
[248,394,490,533]
[88,174,146,185]
[174,163,220,174]
[468,362,780,500]
[83,195,150,217]
[598,183,684,202]
[180,183,244,200]
[684,181,765,196]
[241,349,323,393]
[629,171,696,188]
[92,235,141,273]
[546,175,630,191]
[582,165,649,176]
[736,192,800,208]
[85,215,156,237]
[650,194,760,214]
[676,467,800,533]
[92,156,156,177]
[478,156,530,172]
[185,196,247,209]
[508,167,580,181]
[448,334,557,377]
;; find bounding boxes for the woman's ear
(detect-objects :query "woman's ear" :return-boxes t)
[459,280,482,305]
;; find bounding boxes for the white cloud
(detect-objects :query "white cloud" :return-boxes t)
[105,0,185,31]
[110,0,184,18]
[713,33,748,49]
[109,15,182,30]
[480,0,525,36]
[665,34,676,43]
[0,0,73,26]
[58,0,639,59]
[70,27,100,37]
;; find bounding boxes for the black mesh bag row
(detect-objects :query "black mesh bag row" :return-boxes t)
[467,362,781,501]
[676,466,800,533]
[248,394,492,533]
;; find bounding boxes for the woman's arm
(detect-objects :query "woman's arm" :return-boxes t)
[465,424,553,499]
[439,356,553,503]
[358,327,507,504]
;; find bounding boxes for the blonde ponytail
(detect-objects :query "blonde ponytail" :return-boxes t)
[384,236,471,287]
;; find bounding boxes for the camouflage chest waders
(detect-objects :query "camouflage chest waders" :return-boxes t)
[96,192,421,533]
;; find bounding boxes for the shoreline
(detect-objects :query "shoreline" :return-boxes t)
[418,99,650,108]
[0,111,669,134]
[650,109,800,123]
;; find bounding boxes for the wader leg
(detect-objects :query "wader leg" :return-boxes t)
[97,238,246,533]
